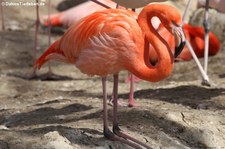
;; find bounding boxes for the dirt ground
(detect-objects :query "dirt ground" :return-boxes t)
[0,0,225,149]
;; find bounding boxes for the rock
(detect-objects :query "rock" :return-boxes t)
[43,131,75,149]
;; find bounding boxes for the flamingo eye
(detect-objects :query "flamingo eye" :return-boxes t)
[172,21,179,27]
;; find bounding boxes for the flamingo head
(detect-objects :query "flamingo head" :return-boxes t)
[153,5,186,58]
[171,22,186,58]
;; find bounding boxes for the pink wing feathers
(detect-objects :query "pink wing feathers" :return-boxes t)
[35,9,140,76]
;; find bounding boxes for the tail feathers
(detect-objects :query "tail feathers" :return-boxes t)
[43,13,62,27]
[34,40,61,69]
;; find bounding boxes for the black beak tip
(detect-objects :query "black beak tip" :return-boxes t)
[174,41,186,58]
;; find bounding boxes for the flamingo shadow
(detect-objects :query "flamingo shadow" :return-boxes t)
[119,85,225,110]
[1,103,93,128]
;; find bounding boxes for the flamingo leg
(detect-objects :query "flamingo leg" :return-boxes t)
[0,0,5,30]
[34,0,40,63]
[112,74,151,149]
[102,77,110,133]
[31,0,40,76]
[202,0,210,86]
[106,3,132,107]
[33,0,67,80]
[102,76,142,149]
[127,8,138,107]
[182,0,210,86]
[47,0,53,74]
[128,8,136,107]
[128,73,136,107]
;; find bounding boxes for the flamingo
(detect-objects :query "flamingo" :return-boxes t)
[34,4,185,148]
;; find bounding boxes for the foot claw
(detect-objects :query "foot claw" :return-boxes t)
[201,79,211,86]
[104,127,143,149]
[112,125,152,149]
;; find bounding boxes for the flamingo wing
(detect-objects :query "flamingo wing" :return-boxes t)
[35,9,143,76]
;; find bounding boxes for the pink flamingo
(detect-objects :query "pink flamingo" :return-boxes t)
[34,4,185,148]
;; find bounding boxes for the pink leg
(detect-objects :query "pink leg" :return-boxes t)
[34,0,40,63]
[102,77,110,133]
[31,0,53,79]
[31,0,40,77]
[47,0,53,74]
[102,76,143,149]
[112,74,151,149]
[128,74,136,107]
[125,73,141,83]
[128,8,138,107]
[0,0,5,30]
[107,3,131,107]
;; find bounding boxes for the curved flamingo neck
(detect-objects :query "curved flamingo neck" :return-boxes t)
[132,5,175,82]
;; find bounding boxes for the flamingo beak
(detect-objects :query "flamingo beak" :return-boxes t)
[173,25,186,58]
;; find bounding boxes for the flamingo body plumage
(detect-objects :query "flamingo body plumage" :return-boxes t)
[36,7,180,82]
[40,9,140,76]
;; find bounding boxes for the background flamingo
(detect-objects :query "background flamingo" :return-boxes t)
[42,0,119,28]
[34,4,185,148]
[148,23,220,63]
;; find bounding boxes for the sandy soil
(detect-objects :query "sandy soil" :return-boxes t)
[0,0,225,149]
